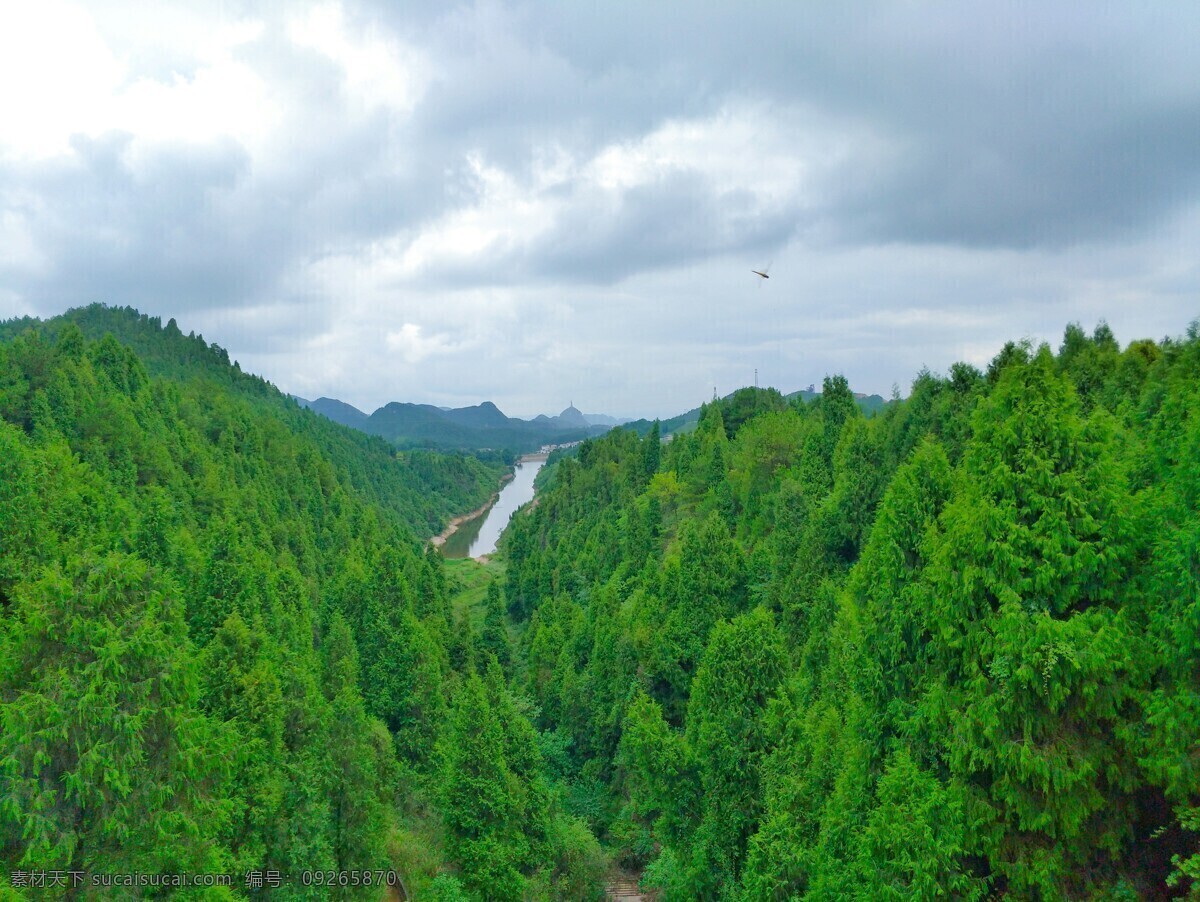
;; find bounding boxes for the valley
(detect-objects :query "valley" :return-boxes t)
[2,306,1199,899]
[3,6,1196,898]
[440,453,547,560]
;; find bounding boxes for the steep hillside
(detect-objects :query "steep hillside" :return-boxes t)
[0,305,504,536]
[0,305,605,897]
[503,322,1200,898]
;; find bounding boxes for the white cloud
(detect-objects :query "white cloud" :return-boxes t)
[2,0,1199,420]
[0,0,428,168]
[389,102,860,282]
[115,45,272,161]
[288,2,428,115]
[397,151,554,276]
[0,1,124,159]
[587,104,807,198]
[386,322,459,363]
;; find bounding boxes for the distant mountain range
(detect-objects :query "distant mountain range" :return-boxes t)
[303,397,369,430]
[291,396,629,453]
[294,386,889,452]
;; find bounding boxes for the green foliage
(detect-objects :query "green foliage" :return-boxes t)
[0,553,229,873]
[426,873,471,900]
[0,305,587,893]
[914,348,1146,893]
[500,321,1200,898]
[441,674,528,900]
[7,304,1200,897]
[617,692,697,847]
[542,813,607,900]
[684,608,786,894]
[857,749,982,899]
[481,581,513,672]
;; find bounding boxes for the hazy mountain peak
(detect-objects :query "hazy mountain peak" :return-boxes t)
[556,404,587,428]
[305,397,369,429]
[442,401,510,429]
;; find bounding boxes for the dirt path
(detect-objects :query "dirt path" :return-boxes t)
[604,870,647,901]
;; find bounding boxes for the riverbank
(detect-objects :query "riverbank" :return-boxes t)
[429,470,514,548]
[430,452,549,555]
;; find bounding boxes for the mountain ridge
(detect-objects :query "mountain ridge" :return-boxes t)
[296,394,625,453]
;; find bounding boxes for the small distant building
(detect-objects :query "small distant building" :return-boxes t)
[539,440,583,454]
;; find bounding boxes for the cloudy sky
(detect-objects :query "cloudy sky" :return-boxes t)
[1,1,1197,418]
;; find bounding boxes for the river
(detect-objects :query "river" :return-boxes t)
[441,455,546,559]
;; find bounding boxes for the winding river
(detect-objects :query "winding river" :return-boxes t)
[441,454,546,559]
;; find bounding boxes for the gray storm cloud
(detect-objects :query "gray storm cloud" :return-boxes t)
[1,0,1198,418]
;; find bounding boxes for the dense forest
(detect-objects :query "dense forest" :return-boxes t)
[0,306,507,537]
[3,307,1199,899]
[0,307,601,898]
[503,321,1200,899]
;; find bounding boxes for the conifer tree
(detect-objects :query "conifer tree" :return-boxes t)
[199,612,285,873]
[618,692,697,850]
[0,553,228,874]
[918,346,1144,894]
[642,420,661,481]
[480,581,512,672]
[684,608,785,895]
[324,614,392,876]
[442,674,525,900]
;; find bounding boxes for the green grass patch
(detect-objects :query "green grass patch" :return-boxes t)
[443,556,506,627]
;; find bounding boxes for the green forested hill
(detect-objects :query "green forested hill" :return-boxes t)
[624,386,892,441]
[0,306,604,898]
[0,305,505,536]
[502,321,1200,899]
[298,396,372,432]
[6,309,1199,899]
